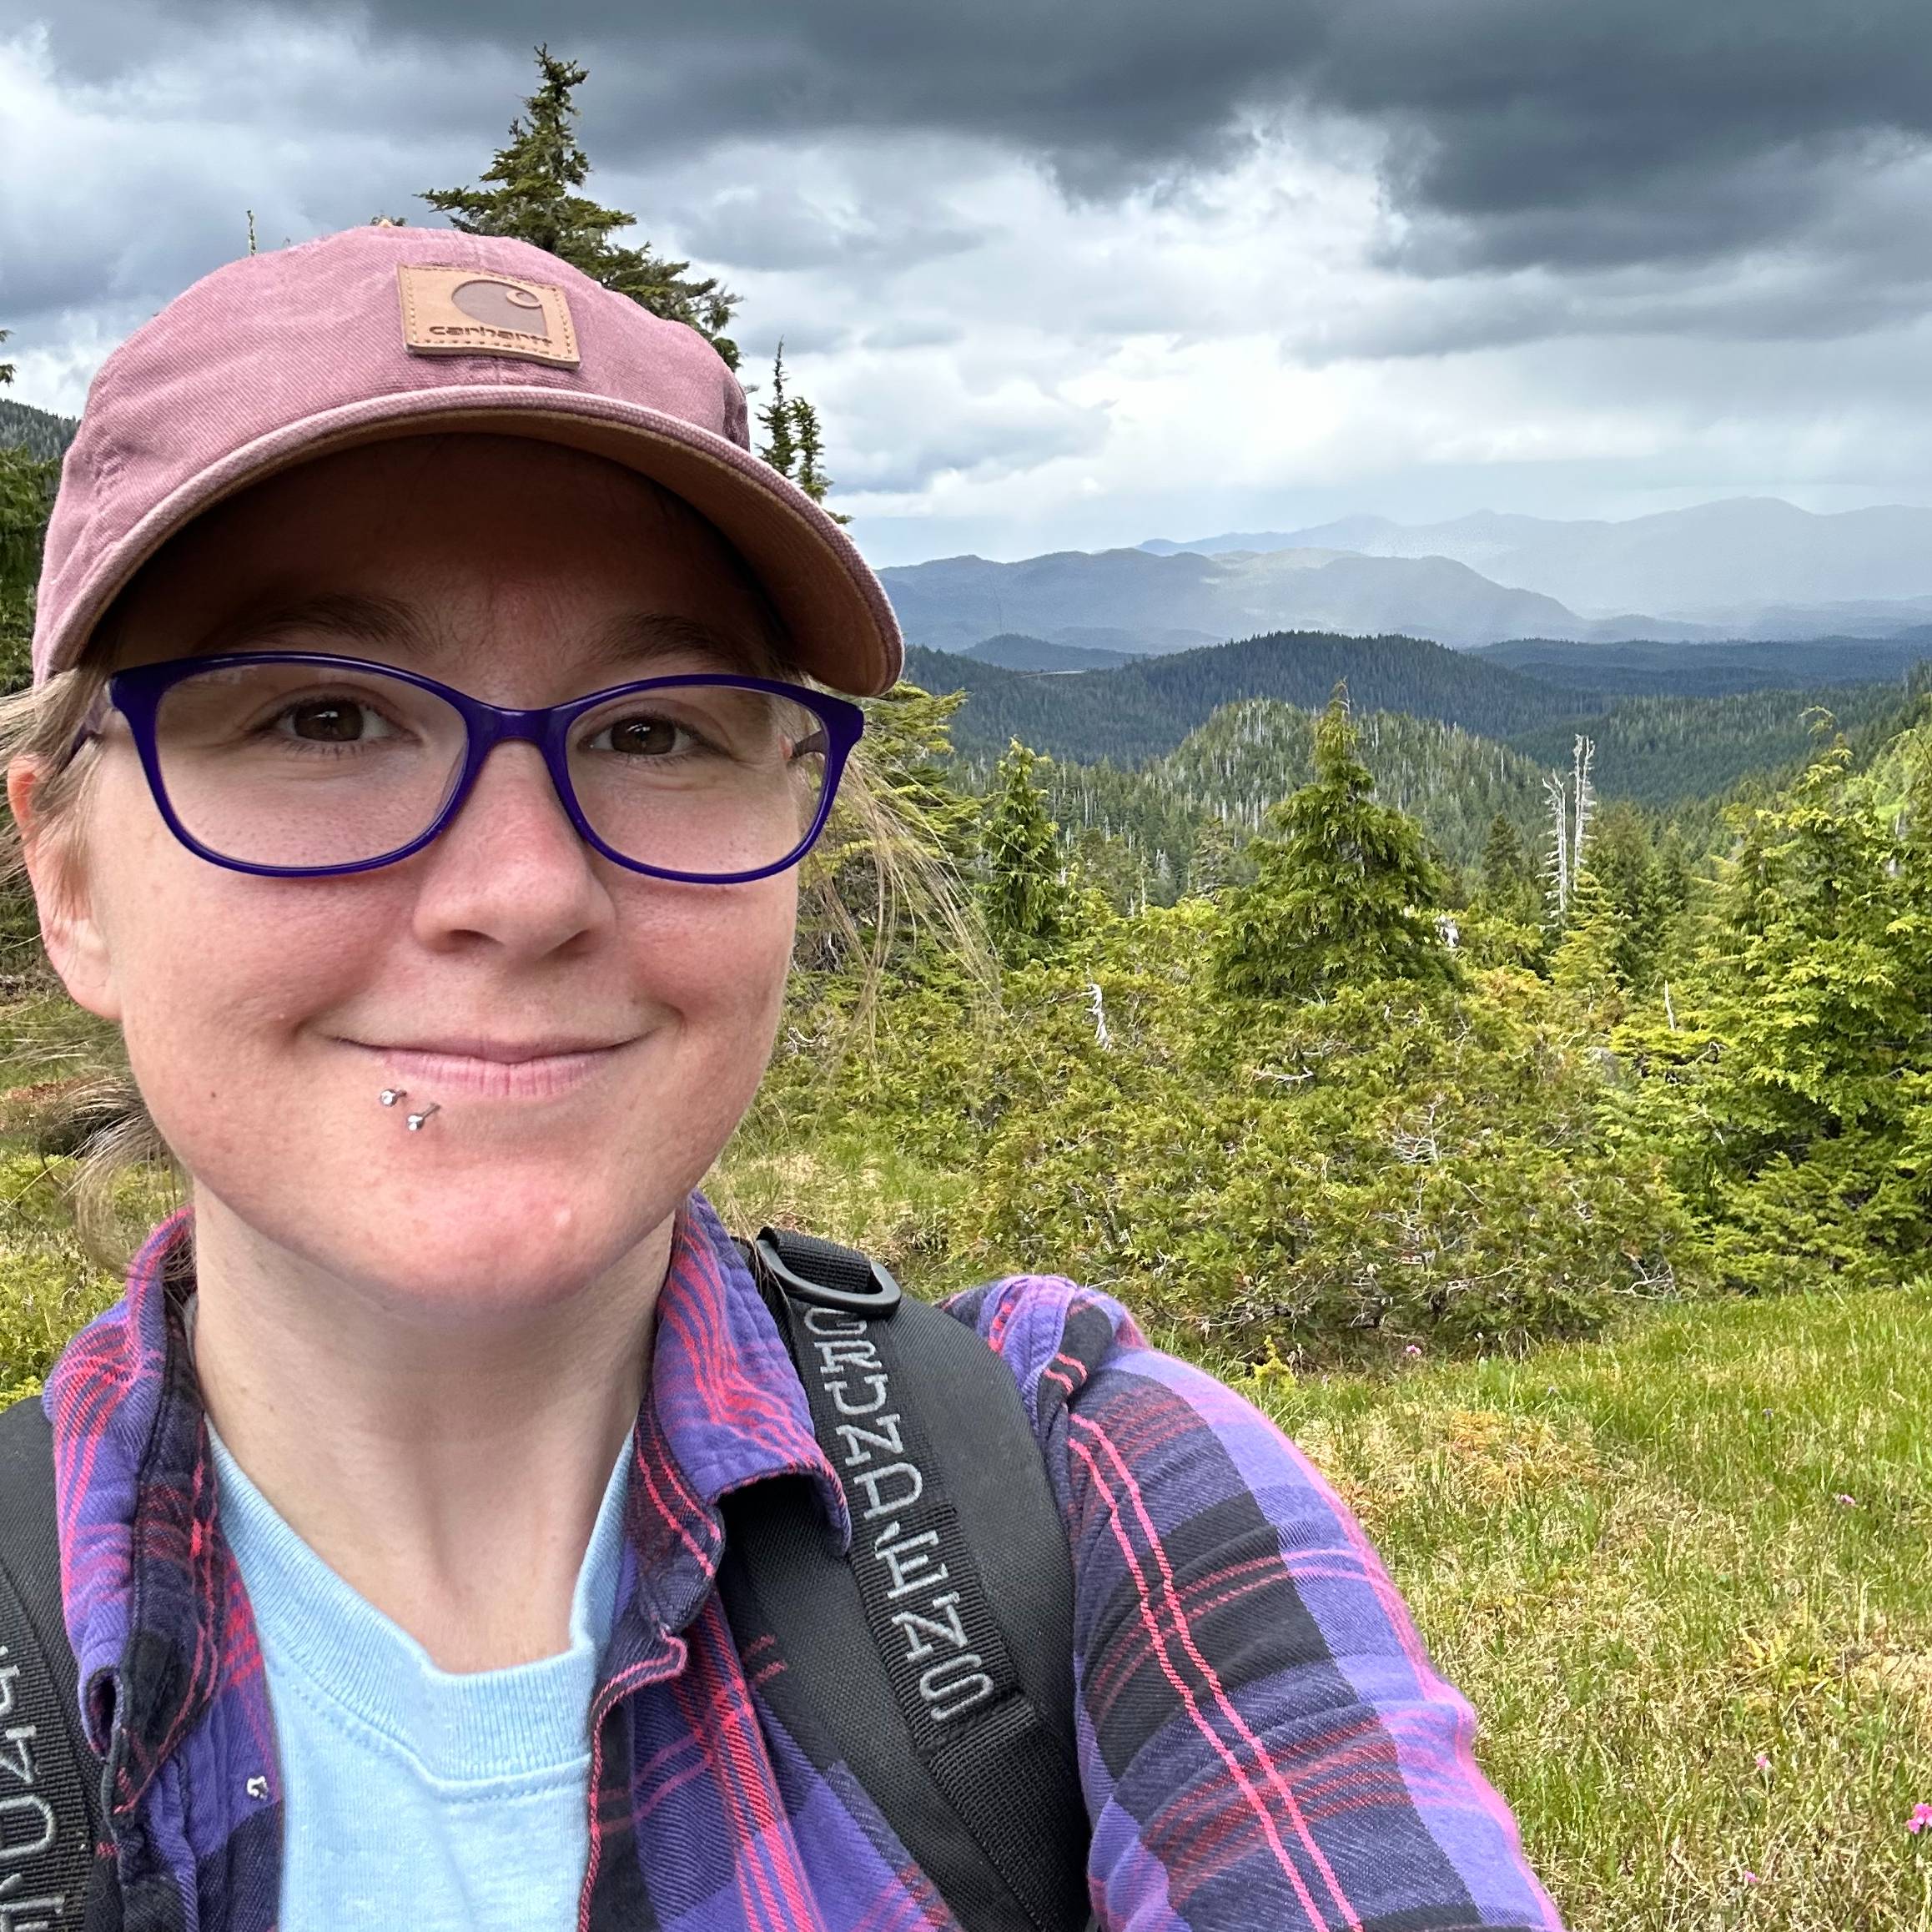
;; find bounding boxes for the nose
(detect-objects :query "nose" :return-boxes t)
[407,738,614,959]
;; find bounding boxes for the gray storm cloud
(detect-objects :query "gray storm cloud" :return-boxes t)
[24,0,1932,275]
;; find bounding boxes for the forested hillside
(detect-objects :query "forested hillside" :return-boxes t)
[0,398,78,462]
[1477,635,1932,694]
[717,678,1932,1355]
[1507,680,1917,805]
[904,631,1597,764]
[1029,698,1552,903]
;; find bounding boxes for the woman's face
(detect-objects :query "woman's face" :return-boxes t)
[22,435,801,1318]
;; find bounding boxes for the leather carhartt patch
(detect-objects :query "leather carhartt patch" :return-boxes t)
[396,264,581,368]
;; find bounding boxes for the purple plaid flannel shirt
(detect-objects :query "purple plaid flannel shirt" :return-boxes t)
[40,1198,1562,1932]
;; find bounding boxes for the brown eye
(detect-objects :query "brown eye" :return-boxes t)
[286,701,365,742]
[597,715,681,757]
[268,695,400,746]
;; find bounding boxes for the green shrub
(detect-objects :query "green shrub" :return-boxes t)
[957,947,1690,1357]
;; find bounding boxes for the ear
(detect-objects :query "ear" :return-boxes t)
[7,758,123,1022]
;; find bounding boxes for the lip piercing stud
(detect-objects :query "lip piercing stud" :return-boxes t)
[379,1089,407,1108]
[405,1104,441,1132]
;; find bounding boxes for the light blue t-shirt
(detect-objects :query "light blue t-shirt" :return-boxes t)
[209,1427,631,1932]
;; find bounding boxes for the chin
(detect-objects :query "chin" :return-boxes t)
[340,1195,668,1323]
[197,1141,687,1326]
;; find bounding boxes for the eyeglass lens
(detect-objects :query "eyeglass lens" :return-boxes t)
[147,662,833,877]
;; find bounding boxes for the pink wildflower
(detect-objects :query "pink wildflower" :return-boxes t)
[1742,1870,1759,1884]
[1754,1753,1772,1774]
[1403,1344,1423,1359]
[1834,1493,1858,1507]
[1908,1803,1932,1835]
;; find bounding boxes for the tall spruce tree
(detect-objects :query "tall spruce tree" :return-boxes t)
[756,346,848,521]
[1550,866,1625,1003]
[791,398,838,511]
[1188,817,1237,898]
[1213,687,1452,1000]
[1477,810,1538,922]
[980,740,1070,962]
[756,344,798,478]
[423,48,741,365]
[1587,801,1671,988]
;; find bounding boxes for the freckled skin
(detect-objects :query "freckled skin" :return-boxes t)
[14,436,799,1326]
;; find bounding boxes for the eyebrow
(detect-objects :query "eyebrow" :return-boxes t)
[583,611,782,677]
[196,598,779,677]
[195,592,430,658]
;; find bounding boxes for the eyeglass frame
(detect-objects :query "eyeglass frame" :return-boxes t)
[90,652,867,885]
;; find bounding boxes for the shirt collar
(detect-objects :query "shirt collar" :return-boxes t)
[43,1193,845,1809]
[621,1195,848,1637]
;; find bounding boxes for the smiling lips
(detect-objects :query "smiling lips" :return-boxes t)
[353,1037,633,1102]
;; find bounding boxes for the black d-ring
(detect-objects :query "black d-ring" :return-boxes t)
[752,1227,903,1316]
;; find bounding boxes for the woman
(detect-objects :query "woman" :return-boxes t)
[2,226,1562,1931]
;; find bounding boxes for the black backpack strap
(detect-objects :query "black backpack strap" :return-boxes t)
[0,1396,113,1930]
[720,1230,1090,1932]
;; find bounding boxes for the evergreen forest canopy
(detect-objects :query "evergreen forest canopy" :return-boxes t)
[734,670,1932,1361]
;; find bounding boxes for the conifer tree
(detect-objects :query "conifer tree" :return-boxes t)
[1587,802,1670,988]
[1550,866,1624,1003]
[1213,688,1452,1000]
[1658,722,1932,1285]
[756,346,848,521]
[791,399,838,511]
[423,48,741,365]
[1477,811,1537,921]
[980,740,1070,962]
[756,344,797,479]
[1188,817,1237,898]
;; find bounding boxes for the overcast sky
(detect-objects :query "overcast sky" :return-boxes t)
[8,1,1932,564]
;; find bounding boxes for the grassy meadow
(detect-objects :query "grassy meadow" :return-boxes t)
[1259,1290,1932,1931]
[5,997,1932,1930]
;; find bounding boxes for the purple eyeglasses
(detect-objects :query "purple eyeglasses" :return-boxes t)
[97,652,865,884]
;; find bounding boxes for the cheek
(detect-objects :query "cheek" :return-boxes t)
[89,801,397,1140]
[626,878,797,1079]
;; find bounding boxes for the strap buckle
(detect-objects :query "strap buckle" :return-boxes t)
[752,1227,903,1316]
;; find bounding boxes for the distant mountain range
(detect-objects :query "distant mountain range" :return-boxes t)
[882,499,1932,658]
[1140,500,1932,640]
[878,547,1685,656]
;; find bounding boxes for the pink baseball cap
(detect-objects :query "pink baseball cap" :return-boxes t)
[33,224,902,695]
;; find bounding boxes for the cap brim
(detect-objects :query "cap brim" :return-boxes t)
[39,385,903,697]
